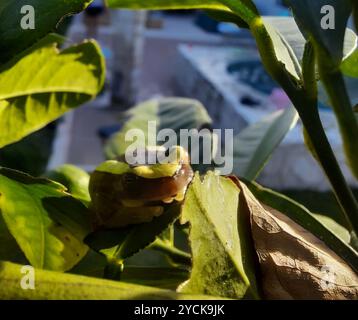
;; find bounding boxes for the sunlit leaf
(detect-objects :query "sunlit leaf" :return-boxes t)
[0,36,105,149]
[107,0,259,26]
[204,9,248,29]
[0,260,222,300]
[0,168,91,271]
[314,214,351,244]
[45,164,91,204]
[341,49,358,78]
[257,17,355,81]
[106,0,227,10]
[265,17,357,64]
[179,172,259,299]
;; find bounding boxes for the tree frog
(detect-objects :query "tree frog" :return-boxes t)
[89,146,194,229]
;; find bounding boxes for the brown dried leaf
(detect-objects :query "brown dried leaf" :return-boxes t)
[238,181,358,300]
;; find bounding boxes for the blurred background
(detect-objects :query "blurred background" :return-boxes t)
[1,0,357,225]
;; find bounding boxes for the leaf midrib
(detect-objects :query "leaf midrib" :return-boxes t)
[0,88,94,101]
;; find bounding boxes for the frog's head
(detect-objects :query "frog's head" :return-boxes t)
[89,146,194,229]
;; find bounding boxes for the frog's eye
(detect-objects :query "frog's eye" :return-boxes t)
[89,146,194,229]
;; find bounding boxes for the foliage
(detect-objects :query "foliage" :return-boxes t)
[0,168,90,271]
[0,35,105,149]
[85,204,182,264]
[45,164,91,204]
[179,172,259,299]
[0,0,357,300]
[0,260,220,300]
[104,98,212,160]
[0,0,93,64]
[233,106,298,180]
[341,50,358,78]
[105,98,298,178]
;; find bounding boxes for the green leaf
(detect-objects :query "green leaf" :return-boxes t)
[107,0,259,25]
[45,164,91,204]
[250,17,302,81]
[149,238,192,267]
[313,214,351,244]
[107,0,253,28]
[0,37,105,149]
[204,9,248,29]
[287,0,355,64]
[233,106,298,181]
[341,49,358,78]
[0,0,92,63]
[179,172,259,299]
[0,168,91,271]
[105,98,212,159]
[245,180,358,273]
[0,212,27,264]
[217,0,259,25]
[264,18,302,80]
[85,204,182,261]
[265,17,357,65]
[251,16,356,83]
[263,17,305,69]
[0,260,223,300]
[106,0,228,10]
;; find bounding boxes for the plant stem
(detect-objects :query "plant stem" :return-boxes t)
[249,19,358,240]
[297,101,358,238]
[150,239,191,266]
[318,64,358,179]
